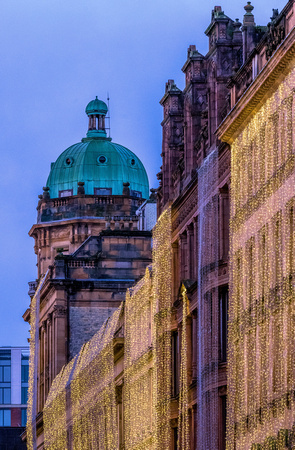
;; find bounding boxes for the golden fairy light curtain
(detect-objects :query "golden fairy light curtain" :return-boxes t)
[124,267,154,449]
[152,206,172,450]
[124,208,173,450]
[27,272,49,450]
[197,149,220,449]
[40,207,174,449]
[227,66,295,450]
[43,304,122,450]
[178,287,189,450]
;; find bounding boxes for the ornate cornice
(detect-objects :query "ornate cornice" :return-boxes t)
[217,26,295,144]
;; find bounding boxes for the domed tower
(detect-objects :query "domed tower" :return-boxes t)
[31,98,150,276]
[24,98,152,423]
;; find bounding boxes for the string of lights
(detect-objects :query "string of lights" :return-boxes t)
[197,148,220,449]
[27,272,48,450]
[152,207,172,449]
[178,288,189,450]
[227,66,295,449]
[124,267,154,449]
[33,207,174,449]
[43,304,122,449]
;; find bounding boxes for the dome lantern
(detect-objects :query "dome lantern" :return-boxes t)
[85,96,108,138]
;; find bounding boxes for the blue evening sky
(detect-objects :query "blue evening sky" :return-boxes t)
[0,0,287,346]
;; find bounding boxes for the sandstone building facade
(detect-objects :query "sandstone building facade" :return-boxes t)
[217,1,295,448]
[25,1,295,449]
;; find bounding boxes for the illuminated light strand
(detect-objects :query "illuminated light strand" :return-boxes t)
[178,287,189,450]
[152,206,172,449]
[124,267,154,449]
[40,207,173,449]
[227,66,295,449]
[43,304,122,449]
[197,148,220,449]
[27,272,48,450]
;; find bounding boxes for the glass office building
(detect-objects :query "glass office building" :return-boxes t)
[0,347,29,427]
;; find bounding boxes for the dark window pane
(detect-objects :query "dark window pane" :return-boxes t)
[130,190,142,198]
[219,286,228,363]
[21,387,28,404]
[0,368,2,383]
[3,367,10,383]
[171,331,179,397]
[21,365,29,383]
[3,410,10,426]
[0,351,11,361]
[0,389,3,404]
[94,187,112,195]
[3,389,10,404]
[21,409,27,427]
[0,410,2,426]
[59,189,73,198]
[0,360,10,366]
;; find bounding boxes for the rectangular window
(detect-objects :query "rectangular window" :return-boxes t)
[272,112,279,170]
[0,388,11,405]
[0,351,11,362]
[219,287,228,363]
[21,352,29,362]
[286,96,293,157]
[220,395,227,450]
[173,427,178,450]
[247,238,255,310]
[130,190,142,198]
[21,365,29,383]
[275,215,282,284]
[171,331,179,397]
[0,409,11,427]
[0,366,11,383]
[21,409,27,427]
[59,189,73,198]
[0,351,11,406]
[261,229,267,298]
[94,187,112,195]
[21,387,28,405]
[290,207,294,276]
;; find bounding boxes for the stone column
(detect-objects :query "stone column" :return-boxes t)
[179,234,186,282]
[219,187,229,261]
[172,242,179,299]
[178,236,183,282]
[47,316,52,389]
[192,310,198,382]
[186,315,192,384]
[193,218,198,280]
[52,305,67,379]
[44,320,49,399]
[186,227,191,279]
[177,322,182,396]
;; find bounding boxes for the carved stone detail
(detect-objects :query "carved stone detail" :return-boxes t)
[53,305,67,318]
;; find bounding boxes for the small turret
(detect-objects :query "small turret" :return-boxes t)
[242,2,256,62]
[85,96,108,138]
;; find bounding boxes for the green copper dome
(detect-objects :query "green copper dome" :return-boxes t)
[85,97,108,115]
[46,98,149,199]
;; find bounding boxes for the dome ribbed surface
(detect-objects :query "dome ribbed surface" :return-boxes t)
[46,139,149,199]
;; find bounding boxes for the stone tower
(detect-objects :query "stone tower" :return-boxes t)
[24,98,153,441]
